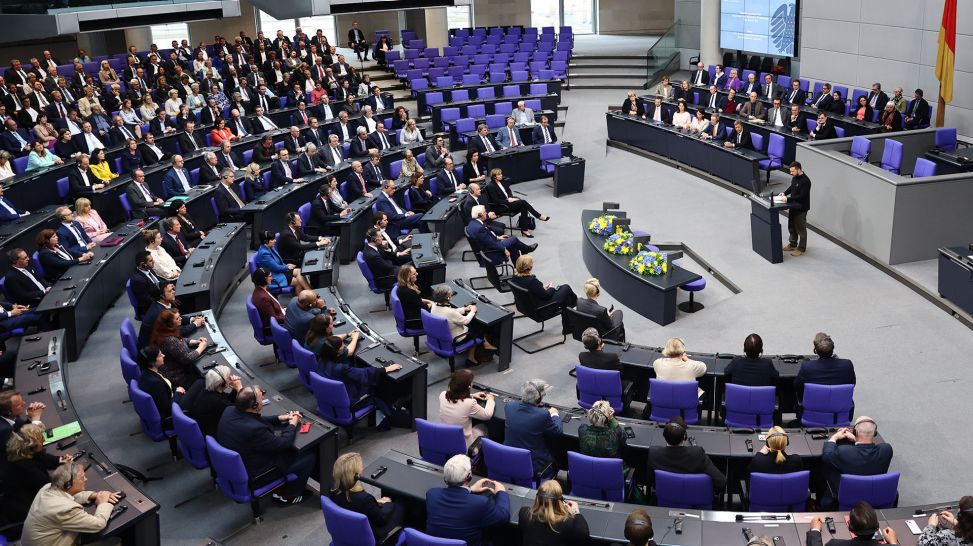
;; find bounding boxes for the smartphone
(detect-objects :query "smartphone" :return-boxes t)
[299,421,312,433]
[905,520,922,535]
[624,426,636,439]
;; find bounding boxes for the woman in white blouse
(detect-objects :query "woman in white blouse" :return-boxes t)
[164,89,183,117]
[192,51,207,74]
[652,337,707,398]
[672,100,692,130]
[689,108,710,134]
[143,228,180,281]
[0,152,14,180]
[656,75,674,101]
[438,369,495,448]
[77,86,102,118]
[185,83,205,113]
[139,95,159,122]
[399,119,422,144]
[429,285,496,366]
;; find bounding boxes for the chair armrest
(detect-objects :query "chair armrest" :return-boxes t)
[351,394,374,412]
[404,317,423,330]
[378,526,404,546]
[739,478,750,504]
[534,461,555,483]
[603,323,623,340]
[451,331,477,346]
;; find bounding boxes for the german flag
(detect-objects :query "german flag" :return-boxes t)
[935,0,956,104]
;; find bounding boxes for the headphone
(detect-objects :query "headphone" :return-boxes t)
[853,417,877,436]
[242,386,260,409]
[63,460,76,490]
[445,472,472,486]
[537,492,563,502]
[766,431,789,447]
[211,366,229,388]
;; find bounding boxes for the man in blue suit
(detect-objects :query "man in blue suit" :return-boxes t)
[375,179,427,233]
[504,379,562,476]
[1,118,31,157]
[531,116,557,145]
[163,155,194,197]
[54,207,95,258]
[425,454,510,546]
[0,185,27,222]
[270,149,303,188]
[494,117,523,149]
[794,332,856,402]
[469,205,535,265]
[819,416,893,510]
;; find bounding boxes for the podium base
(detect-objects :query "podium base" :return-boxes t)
[678,292,704,313]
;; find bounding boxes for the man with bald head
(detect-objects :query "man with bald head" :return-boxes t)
[284,289,335,340]
[820,415,892,509]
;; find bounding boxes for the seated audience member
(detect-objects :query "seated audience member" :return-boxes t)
[464,150,488,185]
[405,171,434,213]
[794,332,856,401]
[138,282,203,347]
[395,265,431,328]
[425,454,509,546]
[469,204,536,265]
[127,169,168,218]
[879,101,902,133]
[578,328,622,371]
[3,423,64,524]
[578,400,626,460]
[181,365,242,438]
[4,248,50,307]
[724,333,779,386]
[215,168,247,221]
[484,168,548,236]
[853,95,873,122]
[786,105,805,134]
[284,289,331,341]
[430,284,496,366]
[217,386,316,505]
[645,96,669,123]
[435,157,465,197]
[363,227,408,291]
[36,228,90,283]
[621,91,645,117]
[308,179,350,236]
[439,369,495,449]
[724,120,751,149]
[510,255,578,310]
[160,217,194,267]
[135,345,186,428]
[55,207,95,257]
[168,200,206,244]
[144,229,181,281]
[149,309,206,390]
[278,211,330,265]
[810,113,837,140]
[577,277,625,341]
[533,116,557,144]
[647,417,726,492]
[304,314,400,430]
[917,497,973,546]
[672,100,692,129]
[624,509,657,546]
[255,231,312,293]
[651,337,707,398]
[26,139,63,172]
[88,148,117,182]
[505,379,562,476]
[250,268,284,335]
[21,463,119,545]
[328,452,405,539]
[518,480,590,546]
[74,197,111,243]
[376,179,426,233]
[820,416,893,509]
[904,88,930,129]
[749,426,804,475]
[806,501,898,546]
[495,117,524,149]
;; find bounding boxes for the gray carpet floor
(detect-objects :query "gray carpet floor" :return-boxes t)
[64,38,973,545]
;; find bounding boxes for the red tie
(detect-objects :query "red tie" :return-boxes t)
[358,173,366,193]
[175,236,186,256]
[509,128,517,146]
[302,112,307,124]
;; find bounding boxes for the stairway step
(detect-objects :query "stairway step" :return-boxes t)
[567,72,645,79]
[570,62,645,69]
[568,82,645,90]
[570,54,645,60]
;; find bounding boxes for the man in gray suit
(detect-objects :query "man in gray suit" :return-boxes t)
[740,92,765,119]
[576,277,625,341]
[317,134,345,169]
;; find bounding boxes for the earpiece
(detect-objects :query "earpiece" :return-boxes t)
[853,417,877,436]
[766,431,789,447]
[63,461,75,490]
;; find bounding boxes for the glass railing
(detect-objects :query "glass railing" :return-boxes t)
[1,0,211,15]
[645,20,678,90]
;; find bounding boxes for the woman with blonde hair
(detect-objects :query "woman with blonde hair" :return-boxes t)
[74,197,111,243]
[397,148,420,183]
[143,229,181,280]
[509,255,578,309]
[438,369,495,447]
[651,338,707,398]
[399,118,422,144]
[748,426,804,475]
[578,277,625,341]
[578,399,626,459]
[328,452,405,538]
[518,480,590,545]
[3,423,70,523]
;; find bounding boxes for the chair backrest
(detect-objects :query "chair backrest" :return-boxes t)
[880,139,903,174]
[128,379,166,441]
[291,339,316,391]
[575,366,624,412]
[477,87,495,100]
[654,470,713,509]
[420,309,458,358]
[396,527,466,545]
[124,279,142,320]
[269,317,295,367]
[838,472,900,510]
[850,136,871,161]
[205,436,255,503]
[801,383,855,427]
[480,438,536,487]
[356,251,382,293]
[494,101,513,115]
[750,132,765,152]
[455,117,476,135]
[749,471,810,512]
[119,347,141,385]
[567,451,626,501]
[539,143,561,162]
[485,114,506,129]
[298,202,311,226]
[120,318,138,359]
[723,384,776,427]
[171,403,208,469]
[912,157,937,178]
[834,126,845,138]
[415,418,467,465]
[467,104,486,119]
[321,496,377,546]
[310,371,362,426]
[935,128,957,152]
[245,295,269,344]
[648,379,700,424]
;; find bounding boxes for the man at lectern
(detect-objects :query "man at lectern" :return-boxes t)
[778,162,811,257]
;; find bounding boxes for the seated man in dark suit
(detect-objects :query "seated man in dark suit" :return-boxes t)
[462,184,504,235]
[367,123,393,152]
[794,332,856,402]
[66,155,105,201]
[307,184,349,236]
[1,118,32,157]
[468,204,535,266]
[504,380,562,476]
[125,170,168,218]
[782,79,807,106]
[163,155,194,197]
[349,127,372,158]
[435,157,465,197]
[806,501,899,546]
[723,120,751,149]
[198,152,223,186]
[215,141,242,172]
[214,169,247,222]
[578,328,621,371]
[54,207,95,257]
[701,85,725,111]
[130,251,164,317]
[318,135,346,170]
[3,248,49,307]
[375,179,426,233]
[0,185,27,223]
[577,277,624,341]
[137,282,204,347]
[647,417,726,492]
[785,105,805,135]
[160,216,194,267]
[177,120,204,155]
[904,88,930,129]
[282,126,306,155]
[269,149,302,188]
[531,116,557,145]
[139,132,171,166]
[277,210,330,265]
[216,386,317,504]
[425,454,510,546]
[0,299,45,335]
[819,417,893,510]
[467,124,499,155]
[362,227,404,291]
[808,83,834,110]
[810,113,837,140]
[149,108,177,136]
[645,96,671,123]
[71,121,107,156]
[724,333,779,387]
[362,152,386,189]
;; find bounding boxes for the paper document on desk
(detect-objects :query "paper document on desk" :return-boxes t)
[771,196,785,205]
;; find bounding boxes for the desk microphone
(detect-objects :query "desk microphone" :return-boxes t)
[234,362,255,380]
[405,458,441,472]
[87,452,109,474]
[56,389,66,410]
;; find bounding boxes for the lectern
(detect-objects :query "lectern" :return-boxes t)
[551,157,585,197]
[749,195,799,264]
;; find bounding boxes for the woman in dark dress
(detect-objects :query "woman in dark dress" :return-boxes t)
[395,265,431,325]
[54,129,80,160]
[119,137,144,174]
[509,254,577,309]
[748,426,804,475]
[135,345,187,428]
[149,309,207,390]
[328,452,405,539]
[391,106,409,131]
[723,333,779,387]
[464,150,487,185]
[167,200,206,244]
[405,171,433,212]
[3,423,67,524]
[36,228,87,283]
[518,480,590,546]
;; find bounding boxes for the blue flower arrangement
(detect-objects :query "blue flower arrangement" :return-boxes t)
[629,250,668,276]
